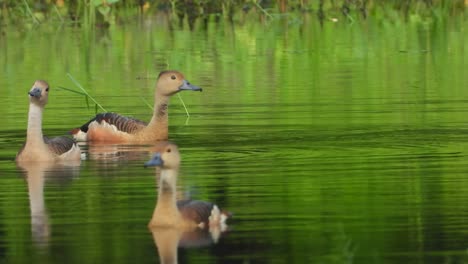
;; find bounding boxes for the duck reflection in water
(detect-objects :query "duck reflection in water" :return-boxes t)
[82,142,154,166]
[151,227,224,264]
[144,142,231,263]
[16,160,80,249]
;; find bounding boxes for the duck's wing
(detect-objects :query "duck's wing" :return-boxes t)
[16,136,78,158]
[177,200,215,225]
[72,112,147,134]
[44,136,78,156]
[177,200,231,227]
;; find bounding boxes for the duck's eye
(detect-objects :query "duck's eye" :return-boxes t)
[167,148,171,153]
[171,75,176,80]
[45,88,49,92]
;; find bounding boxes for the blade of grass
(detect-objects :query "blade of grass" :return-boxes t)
[253,0,273,19]
[56,86,87,96]
[53,4,64,23]
[177,93,190,118]
[140,97,154,110]
[22,0,40,24]
[57,85,91,109]
[66,73,107,112]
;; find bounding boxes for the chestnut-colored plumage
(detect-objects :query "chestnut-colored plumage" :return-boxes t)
[145,142,230,230]
[16,80,81,162]
[70,71,202,144]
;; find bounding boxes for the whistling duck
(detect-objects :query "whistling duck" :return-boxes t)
[16,80,81,162]
[70,70,202,144]
[144,142,230,230]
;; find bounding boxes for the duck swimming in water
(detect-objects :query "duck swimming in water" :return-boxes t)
[16,80,81,162]
[144,142,230,230]
[70,71,202,144]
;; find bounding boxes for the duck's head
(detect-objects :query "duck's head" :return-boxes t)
[28,80,49,107]
[145,142,181,169]
[156,70,202,96]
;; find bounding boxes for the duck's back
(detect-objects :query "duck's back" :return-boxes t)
[81,112,147,134]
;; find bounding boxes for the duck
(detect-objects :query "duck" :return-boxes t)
[70,70,202,144]
[16,80,81,162]
[144,142,230,230]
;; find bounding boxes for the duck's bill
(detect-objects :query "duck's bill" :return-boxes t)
[28,87,42,98]
[179,80,203,92]
[144,153,164,167]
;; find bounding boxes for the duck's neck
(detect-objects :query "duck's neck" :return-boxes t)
[157,169,179,210]
[26,103,44,147]
[147,91,170,136]
[151,168,181,226]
